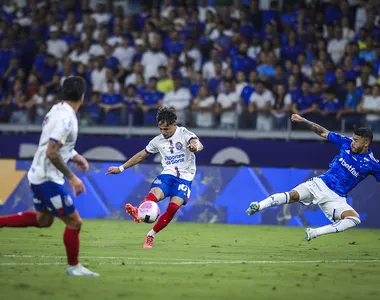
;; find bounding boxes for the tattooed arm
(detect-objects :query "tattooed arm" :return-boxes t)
[290,114,330,139]
[46,139,74,179]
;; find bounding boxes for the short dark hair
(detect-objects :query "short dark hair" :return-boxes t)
[354,127,373,143]
[156,106,177,125]
[62,76,86,102]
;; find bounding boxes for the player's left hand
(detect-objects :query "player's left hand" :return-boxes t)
[73,154,89,171]
[187,143,198,152]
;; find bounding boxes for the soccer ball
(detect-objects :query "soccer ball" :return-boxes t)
[138,201,160,223]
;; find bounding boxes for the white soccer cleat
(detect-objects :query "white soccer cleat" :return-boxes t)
[305,228,317,241]
[246,202,260,216]
[67,263,99,276]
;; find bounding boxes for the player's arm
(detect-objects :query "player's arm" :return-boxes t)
[291,113,329,139]
[46,139,75,179]
[71,149,89,171]
[187,137,204,153]
[105,149,150,175]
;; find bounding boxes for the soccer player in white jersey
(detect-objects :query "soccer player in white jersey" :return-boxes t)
[0,77,99,276]
[106,106,204,248]
[246,114,380,241]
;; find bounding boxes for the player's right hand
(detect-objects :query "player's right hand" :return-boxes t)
[291,114,304,123]
[105,166,121,175]
[69,175,86,197]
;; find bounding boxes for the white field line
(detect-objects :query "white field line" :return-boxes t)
[1,255,380,266]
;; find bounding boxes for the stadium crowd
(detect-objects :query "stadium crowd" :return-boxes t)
[0,0,380,131]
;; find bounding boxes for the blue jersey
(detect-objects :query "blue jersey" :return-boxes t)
[319,132,380,197]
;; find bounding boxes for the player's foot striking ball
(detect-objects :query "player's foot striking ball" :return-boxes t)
[106,106,204,248]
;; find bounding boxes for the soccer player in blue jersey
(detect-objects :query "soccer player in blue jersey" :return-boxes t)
[246,113,380,241]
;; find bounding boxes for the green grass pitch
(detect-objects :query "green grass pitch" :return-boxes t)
[1,220,380,300]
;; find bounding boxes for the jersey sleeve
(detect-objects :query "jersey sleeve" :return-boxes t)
[372,163,380,182]
[145,136,159,154]
[49,116,73,145]
[182,127,198,144]
[327,132,351,148]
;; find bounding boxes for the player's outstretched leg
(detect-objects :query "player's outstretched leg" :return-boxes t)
[143,201,181,248]
[246,192,291,215]
[61,210,99,276]
[126,192,159,223]
[305,215,361,241]
[0,211,41,227]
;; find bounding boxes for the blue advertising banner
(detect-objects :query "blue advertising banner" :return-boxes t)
[1,159,379,228]
[1,134,380,168]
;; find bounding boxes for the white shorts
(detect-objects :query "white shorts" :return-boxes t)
[293,177,354,222]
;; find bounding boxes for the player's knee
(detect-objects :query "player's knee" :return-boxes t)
[67,218,83,229]
[36,216,54,228]
[341,210,360,220]
[289,190,300,202]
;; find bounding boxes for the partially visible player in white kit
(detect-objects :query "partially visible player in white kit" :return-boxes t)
[0,77,99,276]
[106,106,204,248]
[246,114,380,241]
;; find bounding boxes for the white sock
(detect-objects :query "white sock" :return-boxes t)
[314,217,361,237]
[147,229,156,237]
[259,192,290,210]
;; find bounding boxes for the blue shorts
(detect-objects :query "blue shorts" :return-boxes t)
[30,181,75,217]
[151,174,192,205]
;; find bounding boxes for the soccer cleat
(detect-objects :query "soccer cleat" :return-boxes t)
[125,203,141,223]
[246,202,260,216]
[305,228,317,241]
[143,236,155,248]
[67,263,99,276]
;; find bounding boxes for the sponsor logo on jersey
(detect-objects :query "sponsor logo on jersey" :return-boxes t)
[164,153,185,165]
[175,142,183,150]
[339,157,359,177]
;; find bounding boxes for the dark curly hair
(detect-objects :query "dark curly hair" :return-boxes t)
[156,106,177,125]
[354,127,373,143]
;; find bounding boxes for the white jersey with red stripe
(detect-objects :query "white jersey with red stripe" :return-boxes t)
[27,101,78,185]
[145,126,197,181]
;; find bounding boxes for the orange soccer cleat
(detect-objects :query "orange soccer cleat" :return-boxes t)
[143,236,154,248]
[125,203,141,223]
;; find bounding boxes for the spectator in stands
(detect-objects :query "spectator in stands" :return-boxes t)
[216,79,238,129]
[249,80,274,131]
[191,85,215,128]
[207,61,223,96]
[202,49,227,81]
[162,72,191,125]
[47,26,68,60]
[292,81,319,123]
[8,79,28,124]
[99,81,124,126]
[91,56,107,93]
[338,79,362,130]
[29,85,55,125]
[157,65,173,94]
[141,77,164,126]
[141,35,168,82]
[271,83,292,130]
[319,88,342,130]
[358,84,380,132]
[124,84,143,126]
[113,36,135,74]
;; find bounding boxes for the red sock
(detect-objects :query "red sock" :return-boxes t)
[0,211,40,227]
[63,227,81,266]
[153,202,180,233]
[140,192,158,205]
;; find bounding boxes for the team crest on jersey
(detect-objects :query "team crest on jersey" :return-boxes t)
[153,178,162,184]
[175,142,183,150]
